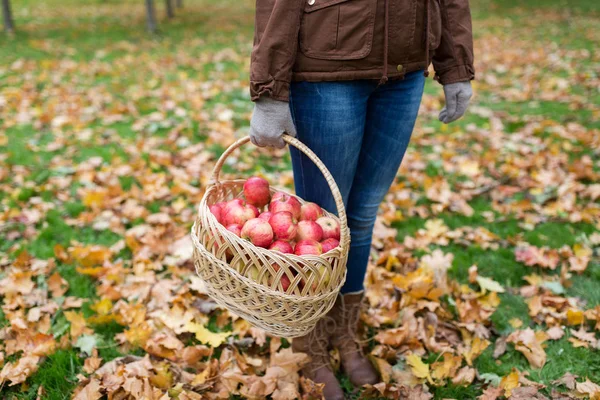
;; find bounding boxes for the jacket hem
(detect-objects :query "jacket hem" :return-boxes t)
[291,61,427,83]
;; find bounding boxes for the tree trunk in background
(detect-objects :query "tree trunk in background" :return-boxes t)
[165,0,174,18]
[145,0,158,33]
[176,0,183,8]
[2,0,14,33]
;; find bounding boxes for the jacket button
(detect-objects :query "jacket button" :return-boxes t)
[308,0,315,4]
[396,64,404,72]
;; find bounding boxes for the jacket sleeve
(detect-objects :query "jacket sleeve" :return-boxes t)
[250,0,304,102]
[432,0,475,85]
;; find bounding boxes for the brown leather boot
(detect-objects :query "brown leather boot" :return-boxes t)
[292,317,345,400]
[330,291,379,387]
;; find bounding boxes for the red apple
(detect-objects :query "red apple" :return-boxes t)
[300,202,323,221]
[269,193,302,220]
[294,239,322,256]
[269,211,298,241]
[243,176,271,208]
[222,198,244,213]
[269,240,294,254]
[222,201,256,226]
[271,191,286,202]
[321,238,340,253]
[316,216,340,241]
[308,266,330,292]
[296,220,323,242]
[226,224,242,237]
[258,211,273,221]
[209,204,223,223]
[280,274,291,292]
[247,204,260,217]
[241,218,274,248]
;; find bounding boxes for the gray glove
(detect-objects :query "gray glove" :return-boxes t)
[249,97,297,149]
[439,81,473,124]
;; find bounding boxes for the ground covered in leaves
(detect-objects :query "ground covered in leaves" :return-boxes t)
[1,0,599,399]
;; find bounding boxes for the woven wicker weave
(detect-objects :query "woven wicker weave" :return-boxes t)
[191,135,349,337]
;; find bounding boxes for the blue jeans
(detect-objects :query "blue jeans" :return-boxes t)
[289,71,425,293]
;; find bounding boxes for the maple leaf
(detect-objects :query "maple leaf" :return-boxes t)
[83,349,103,374]
[463,336,490,366]
[507,328,547,369]
[185,321,231,347]
[476,276,505,293]
[47,272,69,298]
[72,379,103,400]
[430,353,462,382]
[0,355,41,386]
[405,353,433,384]
[451,366,476,386]
[500,370,520,397]
[65,311,93,339]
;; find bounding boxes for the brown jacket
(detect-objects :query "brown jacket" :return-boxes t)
[250,0,475,102]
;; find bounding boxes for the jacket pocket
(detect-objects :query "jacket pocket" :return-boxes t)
[299,0,377,60]
[428,0,443,51]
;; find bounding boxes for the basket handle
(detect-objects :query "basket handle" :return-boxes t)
[210,135,350,250]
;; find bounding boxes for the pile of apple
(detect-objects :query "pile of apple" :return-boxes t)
[209,176,340,257]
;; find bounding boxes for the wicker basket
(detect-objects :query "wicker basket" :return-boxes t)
[191,135,349,337]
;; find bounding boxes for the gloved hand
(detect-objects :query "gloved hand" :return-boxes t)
[249,97,297,149]
[439,81,473,124]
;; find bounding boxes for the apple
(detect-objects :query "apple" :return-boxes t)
[308,266,330,292]
[268,211,298,241]
[294,239,322,256]
[230,257,244,272]
[316,216,340,241]
[222,200,256,226]
[296,220,323,242]
[243,176,271,208]
[300,202,323,221]
[226,224,242,237]
[269,193,302,220]
[269,240,294,254]
[258,211,273,221]
[221,198,244,213]
[321,238,340,253]
[271,191,286,202]
[280,274,291,292]
[209,204,223,223]
[241,218,274,248]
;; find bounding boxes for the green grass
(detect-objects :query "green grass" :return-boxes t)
[3,350,83,400]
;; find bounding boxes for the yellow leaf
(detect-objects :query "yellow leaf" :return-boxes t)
[406,353,433,384]
[431,353,463,382]
[82,189,106,208]
[75,266,106,278]
[476,276,505,293]
[64,311,92,339]
[123,322,153,347]
[185,322,231,348]
[463,337,490,366]
[573,244,592,258]
[509,318,523,329]
[149,362,173,389]
[70,245,112,268]
[191,366,211,386]
[567,309,584,326]
[90,298,113,316]
[500,370,520,397]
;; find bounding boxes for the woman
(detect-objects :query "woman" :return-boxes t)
[249,0,474,397]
